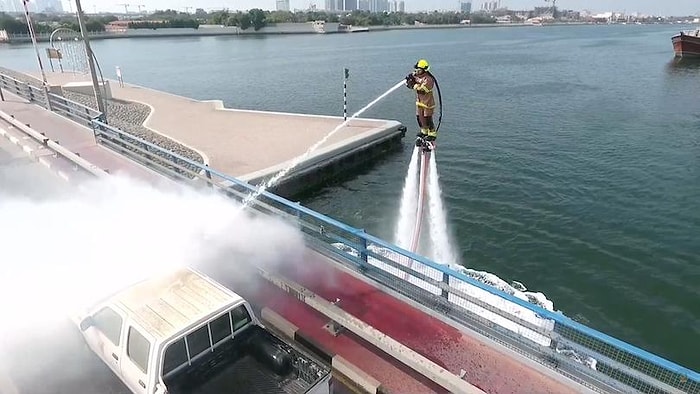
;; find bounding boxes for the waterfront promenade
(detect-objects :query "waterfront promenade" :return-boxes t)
[0,83,592,393]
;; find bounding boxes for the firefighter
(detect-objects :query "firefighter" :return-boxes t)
[405,59,438,147]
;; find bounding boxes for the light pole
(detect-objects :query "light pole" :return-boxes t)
[21,0,53,110]
[74,0,107,121]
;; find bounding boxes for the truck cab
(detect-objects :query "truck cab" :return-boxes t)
[74,267,331,394]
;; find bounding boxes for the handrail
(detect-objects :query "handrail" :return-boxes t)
[3,70,697,394]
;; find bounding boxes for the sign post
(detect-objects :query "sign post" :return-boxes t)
[343,67,349,121]
[21,0,53,110]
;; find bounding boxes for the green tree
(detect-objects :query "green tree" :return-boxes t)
[238,13,252,30]
[248,8,266,31]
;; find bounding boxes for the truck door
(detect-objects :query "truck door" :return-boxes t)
[83,306,126,377]
[120,325,153,394]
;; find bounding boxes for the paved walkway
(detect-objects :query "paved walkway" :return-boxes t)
[31,71,403,182]
[0,92,171,186]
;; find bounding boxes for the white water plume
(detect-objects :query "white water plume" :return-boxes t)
[427,151,459,265]
[394,146,420,249]
[241,79,407,209]
[0,175,304,342]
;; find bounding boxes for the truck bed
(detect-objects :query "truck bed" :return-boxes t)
[164,325,330,394]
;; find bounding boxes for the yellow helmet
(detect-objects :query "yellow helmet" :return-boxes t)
[415,59,430,70]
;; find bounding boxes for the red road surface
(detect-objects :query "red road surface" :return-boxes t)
[266,250,579,394]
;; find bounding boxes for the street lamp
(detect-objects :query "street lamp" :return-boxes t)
[21,0,53,110]
[74,0,107,121]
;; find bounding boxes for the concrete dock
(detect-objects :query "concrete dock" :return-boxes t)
[21,70,406,198]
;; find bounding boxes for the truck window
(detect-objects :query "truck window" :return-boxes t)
[210,312,232,344]
[163,338,188,376]
[92,307,123,346]
[232,305,251,331]
[186,325,210,356]
[127,326,151,373]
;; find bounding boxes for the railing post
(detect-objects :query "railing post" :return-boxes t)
[204,164,212,188]
[356,228,368,271]
[90,116,101,143]
[0,83,4,102]
[25,82,34,102]
[441,272,450,300]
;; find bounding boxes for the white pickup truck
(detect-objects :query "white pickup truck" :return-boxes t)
[73,267,331,394]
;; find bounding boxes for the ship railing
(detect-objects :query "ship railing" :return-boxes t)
[2,70,698,394]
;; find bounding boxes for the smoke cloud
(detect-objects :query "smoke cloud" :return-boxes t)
[0,173,305,391]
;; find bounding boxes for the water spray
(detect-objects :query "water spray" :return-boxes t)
[240,80,406,209]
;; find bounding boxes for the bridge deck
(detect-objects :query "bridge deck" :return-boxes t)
[0,87,590,394]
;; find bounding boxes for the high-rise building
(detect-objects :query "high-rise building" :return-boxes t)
[325,0,358,11]
[369,0,389,12]
[387,0,404,12]
[276,0,290,11]
[460,1,472,13]
[358,0,370,11]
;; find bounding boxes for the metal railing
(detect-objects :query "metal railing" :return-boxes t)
[3,71,698,394]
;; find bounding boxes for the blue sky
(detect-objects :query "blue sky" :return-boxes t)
[64,0,699,16]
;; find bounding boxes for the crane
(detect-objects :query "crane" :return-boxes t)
[117,3,130,13]
[136,4,146,13]
[544,0,557,18]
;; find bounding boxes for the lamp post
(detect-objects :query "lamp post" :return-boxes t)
[21,0,53,110]
[74,0,107,121]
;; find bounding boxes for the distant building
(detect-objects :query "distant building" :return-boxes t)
[388,1,404,12]
[369,0,389,12]
[276,0,290,11]
[481,1,500,12]
[460,1,472,13]
[324,0,358,11]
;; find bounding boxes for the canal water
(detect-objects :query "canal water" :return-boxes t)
[2,23,698,370]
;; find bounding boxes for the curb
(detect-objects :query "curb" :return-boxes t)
[1,129,65,182]
[260,307,386,394]
[0,125,73,182]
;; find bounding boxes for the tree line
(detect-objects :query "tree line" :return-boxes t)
[0,12,116,34]
[1,9,494,35]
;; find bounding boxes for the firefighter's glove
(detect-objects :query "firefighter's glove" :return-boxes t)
[405,73,416,88]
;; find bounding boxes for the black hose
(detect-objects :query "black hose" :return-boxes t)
[427,70,443,133]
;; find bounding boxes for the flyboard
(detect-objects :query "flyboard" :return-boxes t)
[408,140,435,254]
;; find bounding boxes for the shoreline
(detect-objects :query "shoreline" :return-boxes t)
[1,22,597,44]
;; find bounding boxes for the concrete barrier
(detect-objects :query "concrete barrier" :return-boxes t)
[0,110,108,179]
[261,307,385,394]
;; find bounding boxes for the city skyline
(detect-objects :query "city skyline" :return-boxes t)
[1,0,697,15]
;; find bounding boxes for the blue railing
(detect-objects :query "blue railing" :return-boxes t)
[3,71,698,394]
